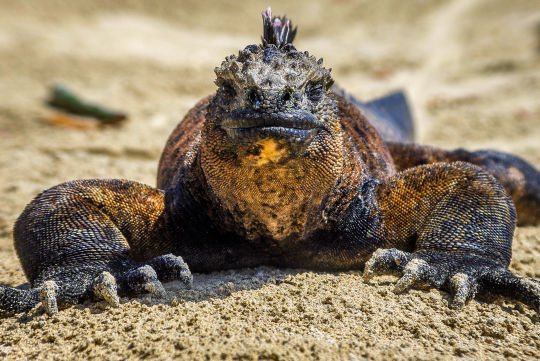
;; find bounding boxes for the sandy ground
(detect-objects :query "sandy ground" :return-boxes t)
[0,0,539,360]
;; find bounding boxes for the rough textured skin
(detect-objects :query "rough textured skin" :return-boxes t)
[386,142,540,226]
[2,10,540,315]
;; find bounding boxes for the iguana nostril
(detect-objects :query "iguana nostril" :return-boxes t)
[282,92,291,102]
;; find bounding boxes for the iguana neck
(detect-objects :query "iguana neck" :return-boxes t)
[199,139,344,243]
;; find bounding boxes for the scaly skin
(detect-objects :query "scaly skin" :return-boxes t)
[386,142,540,225]
[2,9,539,315]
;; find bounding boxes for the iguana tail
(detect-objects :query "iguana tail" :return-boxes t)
[365,91,414,143]
[333,85,415,143]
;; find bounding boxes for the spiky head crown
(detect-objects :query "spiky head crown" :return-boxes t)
[214,8,333,92]
[261,7,297,49]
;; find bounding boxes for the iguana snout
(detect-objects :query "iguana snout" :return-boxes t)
[220,106,325,143]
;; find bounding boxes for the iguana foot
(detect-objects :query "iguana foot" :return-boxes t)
[363,248,540,313]
[2,255,192,315]
[112,254,192,302]
[106,254,192,304]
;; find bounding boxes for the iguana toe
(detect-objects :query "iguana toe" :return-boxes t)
[146,254,193,289]
[393,258,432,294]
[363,248,412,281]
[93,271,120,307]
[143,279,167,299]
[119,265,167,299]
[481,271,540,314]
[449,273,477,309]
[40,281,59,315]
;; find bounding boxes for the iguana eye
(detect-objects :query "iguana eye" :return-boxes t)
[306,81,324,102]
[247,88,262,108]
[221,82,237,98]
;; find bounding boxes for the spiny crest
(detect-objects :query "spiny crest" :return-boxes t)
[214,47,332,90]
[214,8,332,90]
[261,6,297,49]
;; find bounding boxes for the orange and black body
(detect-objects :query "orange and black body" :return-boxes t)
[1,9,539,315]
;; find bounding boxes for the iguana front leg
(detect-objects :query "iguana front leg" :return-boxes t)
[2,179,192,314]
[365,162,539,312]
[386,142,540,225]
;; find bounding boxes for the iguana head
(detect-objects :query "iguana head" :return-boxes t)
[200,8,345,240]
[203,8,343,167]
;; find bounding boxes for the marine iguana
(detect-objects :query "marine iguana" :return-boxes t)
[1,8,539,315]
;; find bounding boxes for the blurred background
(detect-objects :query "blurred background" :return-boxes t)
[0,0,539,242]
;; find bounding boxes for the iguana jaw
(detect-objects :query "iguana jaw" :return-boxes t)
[220,108,325,143]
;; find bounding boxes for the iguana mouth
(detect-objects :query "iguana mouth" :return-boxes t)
[221,109,324,141]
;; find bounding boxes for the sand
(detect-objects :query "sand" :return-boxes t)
[0,0,539,360]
